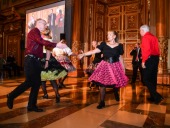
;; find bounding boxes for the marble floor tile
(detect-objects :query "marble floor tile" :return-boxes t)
[136,103,166,113]
[43,107,108,128]
[108,111,147,127]
[164,114,170,126]
[0,106,65,124]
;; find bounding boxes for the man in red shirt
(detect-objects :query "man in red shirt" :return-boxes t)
[7,19,57,112]
[140,25,163,104]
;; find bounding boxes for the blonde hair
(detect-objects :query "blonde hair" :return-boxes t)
[41,27,52,39]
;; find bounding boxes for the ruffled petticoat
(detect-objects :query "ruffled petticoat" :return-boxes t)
[89,60,128,88]
[41,70,67,81]
[41,57,67,81]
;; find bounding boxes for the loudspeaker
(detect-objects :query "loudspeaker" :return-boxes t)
[60,33,65,40]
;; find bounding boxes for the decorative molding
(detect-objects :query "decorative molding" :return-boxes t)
[5,34,21,65]
[158,37,168,70]
[71,41,81,67]
[96,14,104,29]
[108,16,120,30]
[4,22,22,32]
[147,0,150,10]
[125,13,138,30]
[108,6,120,15]
[125,32,138,40]
[125,3,138,12]
[96,3,105,14]
[96,29,104,41]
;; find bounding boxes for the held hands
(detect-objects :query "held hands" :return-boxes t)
[77,50,85,60]
[79,50,84,54]
[77,54,84,60]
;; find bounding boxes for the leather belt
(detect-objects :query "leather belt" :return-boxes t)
[103,57,119,63]
[25,54,41,60]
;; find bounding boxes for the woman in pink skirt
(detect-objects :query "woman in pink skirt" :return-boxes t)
[78,30,128,109]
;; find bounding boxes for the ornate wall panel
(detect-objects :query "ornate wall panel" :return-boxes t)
[125,13,138,30]
[108,6,120,15]
[108,16,120,31]
[107,1,141,70]
[96,29,104,42]
[95,2,105,42]
[125,32,138,40]
[3,20,23,66]
[96,14,104,29]
[96,3,105,14]
[4,34,21,66]
[4,22,22,32]
[71,41,81,68]
[125,3,138,12]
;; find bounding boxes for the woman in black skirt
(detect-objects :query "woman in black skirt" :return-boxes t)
[41,28,67,103]
[78,30,128,109]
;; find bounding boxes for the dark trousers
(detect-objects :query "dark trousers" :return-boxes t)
[132,62,143,83]
[9,56,41,108]
[142,56,162,102]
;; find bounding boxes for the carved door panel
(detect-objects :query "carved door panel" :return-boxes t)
[93,1,141,70]
[5,34,21,66]
[107,2,141,70]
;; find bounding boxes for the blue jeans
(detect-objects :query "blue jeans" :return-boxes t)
[9,56,41,108]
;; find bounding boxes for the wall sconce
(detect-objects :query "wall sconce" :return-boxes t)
[0,34,2,38]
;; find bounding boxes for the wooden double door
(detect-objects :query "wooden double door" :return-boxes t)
[4,33,23,67]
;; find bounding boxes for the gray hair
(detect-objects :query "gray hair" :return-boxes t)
[140,25,150,33]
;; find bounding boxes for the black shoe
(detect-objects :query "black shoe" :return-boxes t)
[97,101,105,109]
[130,81,135,84]
[115,96,120,102]
[42,94,48,99]
[154,97,164,105]
[113,88,120,101]
[89,83,95,89]
[27,107,44,112]
[147,97,155,102]
[58,83,64,88]
[61,83,66,88]
[56,95,60,103]
[7,94,13,109]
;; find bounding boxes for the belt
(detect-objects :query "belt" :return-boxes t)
[25,54,41,60]
[103,57,119,63]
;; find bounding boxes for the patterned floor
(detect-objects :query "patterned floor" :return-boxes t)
[0,75,170,128]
